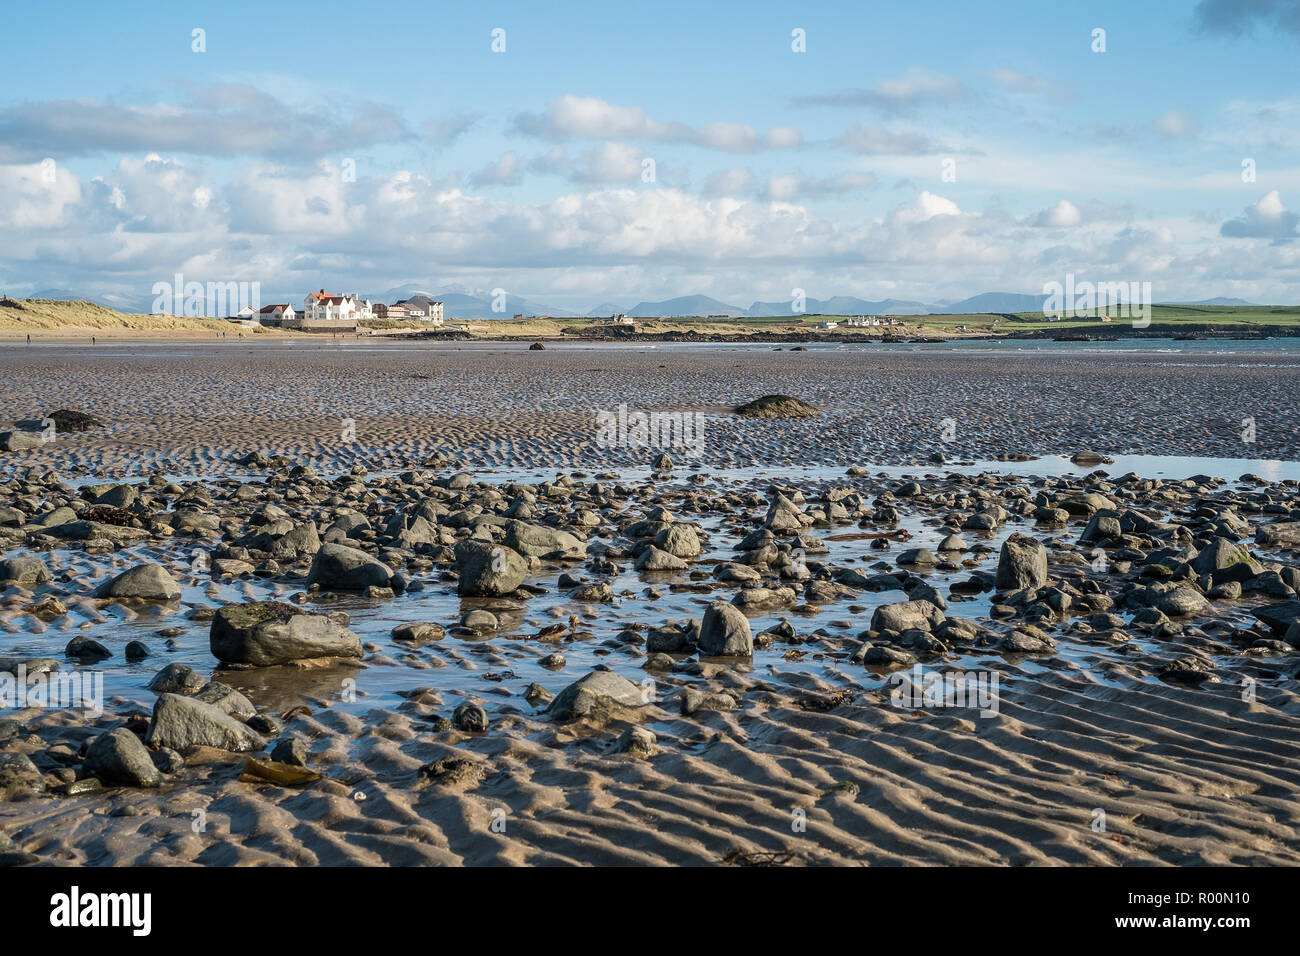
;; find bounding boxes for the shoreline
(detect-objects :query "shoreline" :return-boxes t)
[3,325,1299,346]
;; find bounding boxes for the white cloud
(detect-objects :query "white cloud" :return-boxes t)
[0,160,81,228]
[1221,190,1299,240]
[794,69,969,112]
[838,124,946,155]
[892,190,962,222]
[1034,199,1082,228]
[764,171,877,201]
[1153,110,1198,137]
[572,143,646,184]
[0,84,410,161]
[512,95,801,152]
[987,69,1058,95]
[469,152,523,188]
[225,160,355,233]
[424,113,479,146]
[701,167,759,197]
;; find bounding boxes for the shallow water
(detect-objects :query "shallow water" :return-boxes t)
[4,460,1291,727]
[9,334,1300,361]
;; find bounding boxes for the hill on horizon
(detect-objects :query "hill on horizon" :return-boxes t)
[745,295,930,316]
[13,286,1272,320]
[626,295,746,318]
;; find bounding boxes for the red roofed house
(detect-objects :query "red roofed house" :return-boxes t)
[257,303,296,325]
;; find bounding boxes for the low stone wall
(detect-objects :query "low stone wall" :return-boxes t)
[286,319,359,333]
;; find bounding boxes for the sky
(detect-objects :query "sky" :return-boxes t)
[1,0,1298,312]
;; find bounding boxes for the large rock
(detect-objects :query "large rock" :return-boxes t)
[547,671,646,721]
[1257,522,1300,550]
[1157,586,1212,618]
[870,599,946,633]
[0,556,51,586]
[252,522,321,559]
[146,694,266,752]
[1059,492,1115,517]
[698,601,753,656]
[454,541,527,596]
[94,562,181,601]
[655,524,702,558]
[1254,600,1300,635]
[635,546,687,571]
[503,521,585,558]
[210,601,362,666]
[148,662,206,694]
[0,752,44,799]
[1191,537,1259,575]
[385,512,438,548]
[307,542,395,591]
[995,533,1048,591]
[83,727,161,788]
[0,430,44,453]
[94,484,138,509]
[47,520,150,545]
[194,682,258,719]
[765,494,811,533]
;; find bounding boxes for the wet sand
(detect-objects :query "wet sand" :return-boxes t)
[0,341,1297,475]
[1,340,1299,867]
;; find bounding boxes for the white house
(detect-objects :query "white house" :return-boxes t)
[258,303,295,324]
[302,290,374,322]
[594,313,634,325]
[818,320,839,330]
[388,298,444,324]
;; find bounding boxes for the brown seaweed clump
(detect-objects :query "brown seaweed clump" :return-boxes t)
[43,409,105,432]
[733,394,819,419]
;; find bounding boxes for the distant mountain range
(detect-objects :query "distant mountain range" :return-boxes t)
[744,295,931,316]
[18,286,1265,318]
[1167,297,1257,307]
[367,286,581,319]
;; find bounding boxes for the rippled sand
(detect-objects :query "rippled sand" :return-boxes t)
[2,340,1297,475]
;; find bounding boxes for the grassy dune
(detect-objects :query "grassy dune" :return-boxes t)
[0,298,257,337]
[4,298,1298,341]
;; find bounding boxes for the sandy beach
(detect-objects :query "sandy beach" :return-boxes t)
[1,339,1299,867]
[1,340,1298,475]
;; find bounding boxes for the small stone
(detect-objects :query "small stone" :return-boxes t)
[82,727,161,788]
[453,702,489,732]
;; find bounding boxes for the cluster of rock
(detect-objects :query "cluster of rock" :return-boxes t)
[1,455,1299,806]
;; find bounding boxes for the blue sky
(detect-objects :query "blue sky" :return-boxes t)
[1,0,1298,311]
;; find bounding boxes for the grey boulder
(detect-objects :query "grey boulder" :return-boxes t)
[146,693,266,752]
[0,752,44,799]
[870,599,946,633]
[454,541,527,596]
[0,556,51,586]
[995,533,1048,591]
[94,562,181,602]
[547,670,647,721]
[307,542,395,591]
[83,727,161,788]
[503,521,585,558]
[210,601,362,666]
[698,601,754,656]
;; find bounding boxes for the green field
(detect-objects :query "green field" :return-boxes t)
[899,304,1300,333]
[582,305,1300,334]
